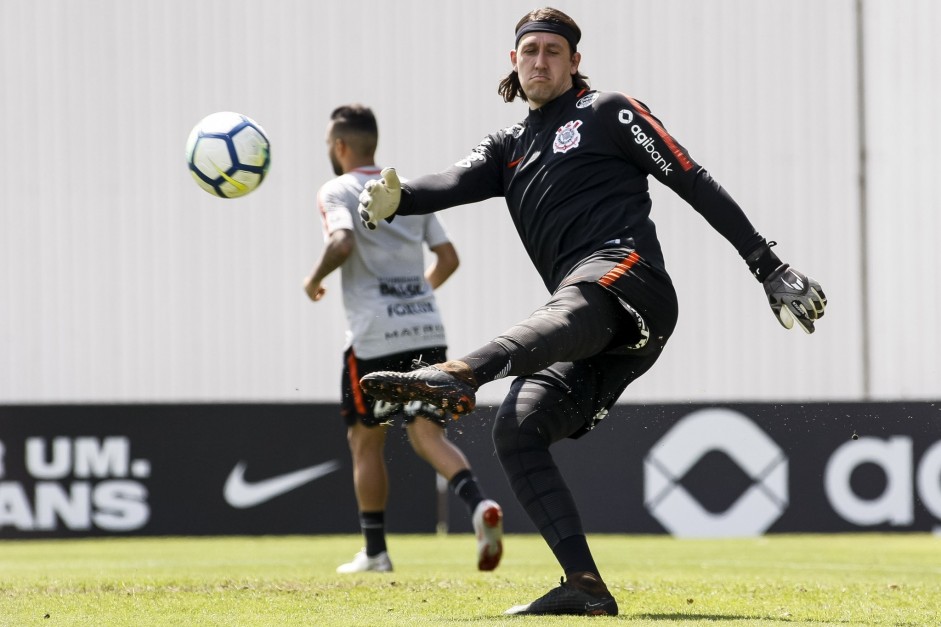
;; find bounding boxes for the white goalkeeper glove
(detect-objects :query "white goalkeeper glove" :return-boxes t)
[357,167,401,230]
[763,264,827,334]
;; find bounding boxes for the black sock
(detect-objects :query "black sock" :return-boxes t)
[552,535,599,578]
[449,469,485,515]
[360,511,386,556]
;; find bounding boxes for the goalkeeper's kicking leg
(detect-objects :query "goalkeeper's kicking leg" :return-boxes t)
[360,281,639,414]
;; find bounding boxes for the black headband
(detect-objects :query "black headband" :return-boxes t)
[514,20,580,52]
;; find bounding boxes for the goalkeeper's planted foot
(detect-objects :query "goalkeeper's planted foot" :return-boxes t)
[504,572,618,616]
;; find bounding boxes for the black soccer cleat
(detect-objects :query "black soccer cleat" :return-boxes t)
[504,572,619,616]
[360,360,478,416]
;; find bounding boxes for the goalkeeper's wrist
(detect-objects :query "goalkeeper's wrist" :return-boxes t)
[745,240,783,282]
[394,185,413,216]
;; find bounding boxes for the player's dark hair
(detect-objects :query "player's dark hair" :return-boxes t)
[498,7,590,103]
[329,104,378,156]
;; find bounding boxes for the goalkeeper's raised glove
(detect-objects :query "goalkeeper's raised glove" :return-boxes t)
[763,264,827,334]
[746,241,826,334]
[358,167,401,230]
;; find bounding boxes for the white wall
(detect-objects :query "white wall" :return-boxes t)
[862,0,941,399]
[0,0,937,404]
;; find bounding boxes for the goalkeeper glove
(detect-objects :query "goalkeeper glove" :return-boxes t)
[358,167,401,230]
[746,241,826,334]
[763,264,827,334]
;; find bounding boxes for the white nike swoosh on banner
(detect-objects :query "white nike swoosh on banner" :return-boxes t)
[223,459,341,509]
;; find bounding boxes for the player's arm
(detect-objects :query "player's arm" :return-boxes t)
[607,94,759,251]
[425,241,459,290]
[397,135,504,215]
[609,95,827,333]
[304,228,353,302]
[358,135,505,229]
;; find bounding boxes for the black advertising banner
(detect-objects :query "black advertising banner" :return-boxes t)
[445,401,941,536]
[2,402,940,538]
[0,404,438,538]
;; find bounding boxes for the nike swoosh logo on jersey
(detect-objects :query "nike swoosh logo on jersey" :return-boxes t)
[223,459,340,509]
[507,156,524,168]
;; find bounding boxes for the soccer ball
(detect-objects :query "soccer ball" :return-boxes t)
[185,112,271,198]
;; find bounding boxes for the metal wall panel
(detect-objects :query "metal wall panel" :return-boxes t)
[0,0,930,404]
[862,0,941,399]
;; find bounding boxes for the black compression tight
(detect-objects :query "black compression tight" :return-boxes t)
[492,378,589,550]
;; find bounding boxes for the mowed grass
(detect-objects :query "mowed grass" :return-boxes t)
[0,533,938,626]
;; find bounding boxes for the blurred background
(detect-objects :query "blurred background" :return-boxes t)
[1,0,938,406]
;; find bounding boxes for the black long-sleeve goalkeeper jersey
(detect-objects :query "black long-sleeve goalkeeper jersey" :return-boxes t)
[396,87,766,292]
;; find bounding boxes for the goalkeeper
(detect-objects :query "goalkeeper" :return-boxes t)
[358,6,826,617]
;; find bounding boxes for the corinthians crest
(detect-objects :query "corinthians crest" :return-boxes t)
[553,120,583,153]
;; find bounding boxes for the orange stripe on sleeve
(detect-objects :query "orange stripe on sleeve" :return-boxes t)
[625,96,695,172]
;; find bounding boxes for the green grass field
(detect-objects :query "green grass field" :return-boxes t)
[0,533,938,626]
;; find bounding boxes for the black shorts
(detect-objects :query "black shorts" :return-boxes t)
[533,244,679,437]
[558,243,679,355]
[341,346,451,428]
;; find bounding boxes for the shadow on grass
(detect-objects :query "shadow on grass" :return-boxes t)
[633,615,782,623]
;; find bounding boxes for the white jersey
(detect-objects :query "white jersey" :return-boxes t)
[318,166,450,359]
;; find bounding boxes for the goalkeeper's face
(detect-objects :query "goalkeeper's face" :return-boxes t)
[511,32,581,108]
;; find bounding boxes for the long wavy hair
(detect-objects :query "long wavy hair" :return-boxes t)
[497,7,590,103]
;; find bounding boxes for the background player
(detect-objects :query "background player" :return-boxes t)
[304,104,503,573]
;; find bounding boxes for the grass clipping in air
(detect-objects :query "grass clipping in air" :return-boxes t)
[0,533,938,625]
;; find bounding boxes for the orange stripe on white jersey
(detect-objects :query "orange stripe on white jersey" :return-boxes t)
[347,350,368,416]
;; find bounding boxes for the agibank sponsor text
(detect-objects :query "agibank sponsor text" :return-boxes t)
[618,108,674,176]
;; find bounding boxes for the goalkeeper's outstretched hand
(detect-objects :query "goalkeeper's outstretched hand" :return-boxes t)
[358,167,401,230]
[763,264,827,334]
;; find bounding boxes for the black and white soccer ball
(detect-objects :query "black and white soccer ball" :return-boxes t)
[185,112,271,198]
